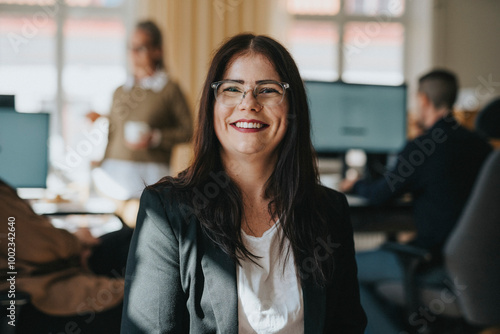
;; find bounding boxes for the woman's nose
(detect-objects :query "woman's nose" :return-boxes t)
[239,90,262,112]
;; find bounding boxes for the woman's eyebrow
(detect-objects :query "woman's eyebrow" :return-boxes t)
[256,79,279,83]
[223,79,279,84]
[223,79,244,83]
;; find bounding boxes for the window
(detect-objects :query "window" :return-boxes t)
[287,0,406,85]
[0,11,57,112]
[0,0,132,191]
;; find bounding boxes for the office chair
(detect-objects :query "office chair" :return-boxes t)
[0,291,30,334]
[375,150,500,334]
[475,97,500,139]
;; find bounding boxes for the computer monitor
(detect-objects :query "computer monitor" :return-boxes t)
[0,108,50,188]
[306,81,407,155]
[0,95,15,108]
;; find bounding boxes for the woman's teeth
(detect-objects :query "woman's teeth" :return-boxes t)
[235,122,264,129]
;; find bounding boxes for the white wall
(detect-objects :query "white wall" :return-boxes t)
[405,0,435,111]
[397,0,500,112]
[433,0,500,110]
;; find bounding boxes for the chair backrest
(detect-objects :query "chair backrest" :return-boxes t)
[444,150,500,326]
[475,97,500,139]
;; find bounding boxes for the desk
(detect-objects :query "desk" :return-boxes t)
[47,213,124,237]
[346,194,415,234]
[30,197,117,215]
[319,169,415,233]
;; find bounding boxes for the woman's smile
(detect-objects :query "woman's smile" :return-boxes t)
[230,119,269,132]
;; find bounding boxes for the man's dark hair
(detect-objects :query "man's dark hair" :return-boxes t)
[418,69,459,110]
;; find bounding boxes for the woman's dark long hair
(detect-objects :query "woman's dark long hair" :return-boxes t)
[160,33,333,286]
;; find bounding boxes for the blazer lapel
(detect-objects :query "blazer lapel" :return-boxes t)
[200,233,238,333]
[302,272,326,333]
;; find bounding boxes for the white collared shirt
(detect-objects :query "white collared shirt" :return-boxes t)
[123,70,168,93]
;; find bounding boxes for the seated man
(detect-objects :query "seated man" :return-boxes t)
[341,69,492,333]
[0,179,133,334]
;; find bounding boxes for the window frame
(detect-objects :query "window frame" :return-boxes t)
[288,0,408,85]
[0,0,134,135]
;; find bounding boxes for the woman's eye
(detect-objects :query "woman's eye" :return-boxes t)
[223,86,242,93]
[259,88,279,94]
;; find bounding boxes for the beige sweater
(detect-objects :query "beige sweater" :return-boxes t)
[104,79,193,164]
[0,181,123,316]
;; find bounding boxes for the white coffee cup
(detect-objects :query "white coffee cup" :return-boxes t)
[124,121,151,144]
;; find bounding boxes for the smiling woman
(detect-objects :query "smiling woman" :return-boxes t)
[214,53,289,161]
[121,33,366,334]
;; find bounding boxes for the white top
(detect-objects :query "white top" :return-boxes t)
[123,70,169,92]
[237,222,304,334]
[92,159,169,200]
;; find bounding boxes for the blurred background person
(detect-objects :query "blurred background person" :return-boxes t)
[340,69,492,333]
[0,179,132,333]
[88,20,193,223]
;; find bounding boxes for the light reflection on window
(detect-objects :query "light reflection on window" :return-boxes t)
[65,0,123,8]
[0,0,55,5]
[344,0,405,17]
[62,16,126,163]
[0,13,56,112]
[286,0,405,85]
[0,0,123,7]
[288,20,339,81]
[343,22,404,84]
[287,0,340,16]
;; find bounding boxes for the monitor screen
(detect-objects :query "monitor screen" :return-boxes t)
[0,95,15,108]
[0,108,50,188]
[306,81,407,155]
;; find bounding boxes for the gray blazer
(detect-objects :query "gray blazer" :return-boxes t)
[121,184,366,333]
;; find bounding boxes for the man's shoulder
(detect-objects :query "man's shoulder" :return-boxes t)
[437,118,492,153]
[407,117,488,151]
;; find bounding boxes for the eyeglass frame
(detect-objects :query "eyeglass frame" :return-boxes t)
[210,80,290,107]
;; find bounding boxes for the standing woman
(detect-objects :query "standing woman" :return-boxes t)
[91,20,193,202]
[121,34,366,333]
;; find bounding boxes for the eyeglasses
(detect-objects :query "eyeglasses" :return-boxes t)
[211,80,290,107]
[129,45,149,54]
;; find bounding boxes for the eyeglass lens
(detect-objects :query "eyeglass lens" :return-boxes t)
[215,82,286,107]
